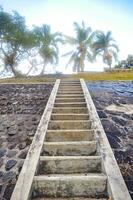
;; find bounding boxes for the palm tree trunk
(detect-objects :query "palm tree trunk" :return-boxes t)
[26,65,34,76]
[40,63,46,75]
[10,64,18,77]
[80,59,84,72]
[80,53,85,72]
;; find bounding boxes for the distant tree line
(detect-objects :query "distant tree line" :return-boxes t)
[115,55,133,69]
[0,7,119,77]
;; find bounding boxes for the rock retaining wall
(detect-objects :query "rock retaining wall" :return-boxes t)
[0,81,132,199]
[86,81,133,199]
[0,83,53,200]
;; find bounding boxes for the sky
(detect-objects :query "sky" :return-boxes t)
[0,0,133,73]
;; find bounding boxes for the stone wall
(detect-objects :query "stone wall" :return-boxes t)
[0,81,133,199]
[86,81,133,199]
[0,83,53,200]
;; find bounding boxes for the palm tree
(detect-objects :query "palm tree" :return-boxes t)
[34,24,62,75]
[92,31,119,68]
[63,21,94,72]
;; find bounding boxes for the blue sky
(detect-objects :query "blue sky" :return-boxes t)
[0,0,133,72]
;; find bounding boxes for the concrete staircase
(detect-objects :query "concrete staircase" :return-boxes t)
[33,80,107,199]
[11,79,131,200]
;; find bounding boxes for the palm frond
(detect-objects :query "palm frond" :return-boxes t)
[82,21,85,28]
[62,50,74,57]
[73,21,92,42]
[93,48,103,58]
[93,30,105,39]
[109,50,118,61]
[63,34,77,45]
[65,52,77,68]
[54,37,64,44]
[109,44,119,52]
[86,52,94,63]
[106,31,112,41]
[85,32,94,46]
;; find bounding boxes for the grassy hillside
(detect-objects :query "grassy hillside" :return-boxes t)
[75,70,133,80]
[0,71,133,83]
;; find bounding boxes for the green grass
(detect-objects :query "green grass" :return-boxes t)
[0,76,56,83]
[74,71,133,80]
[0,70,133,83]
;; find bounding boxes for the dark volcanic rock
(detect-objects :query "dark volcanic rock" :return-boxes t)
[129,133,133,139]
[125,125,133,134]
[5,160,17,171]
[0,158,3,168]
[107,135,121,149]
[8,143,17,150]
[87,80,133,198]
[97,110,107,118]
[111,116,127,126]
[7,150,18,158]
[3,171,16,183]
[18,149,28,159]
[106,132,121,142]
[119,99,127,104]
[28,132,35,137]
[18,142,27,150]
[101,119,122,136]
[17,160,24,173]
[7,122,18,135]
[3,184,15,200]
[0,83,53,200]
[105,109,122,115]
[0,83,53,115]
[0,171,4,179]
[123,113,133,120]
[0,148,6,158]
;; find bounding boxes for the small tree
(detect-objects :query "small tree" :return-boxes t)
[127,55,133,68]
[115,55,133,69]
[0,8,36,76]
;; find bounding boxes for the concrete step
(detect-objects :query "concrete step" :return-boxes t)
[51,114,89,120]
[58,91,83,94]
[52,107,88,114]
[60,83,80,85]
[39,156,102,174]
[55,98,85,103]
[58,90,83,94]
[58,88,82,92]
[60,81,80,83]
[61,80,80,81]
[56,94,84,98]
[48,120,92,130]
[54,102,86,107]
[57,91,83,95]
[59,85,82,87]
[42,141,97,156]
[59,83,82,88]
[45,130,94,142]
[60,84,81,87]
[59,86,82,89]
[33,198,107,200]
[61,80,80,82]
[33,174,107,198]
